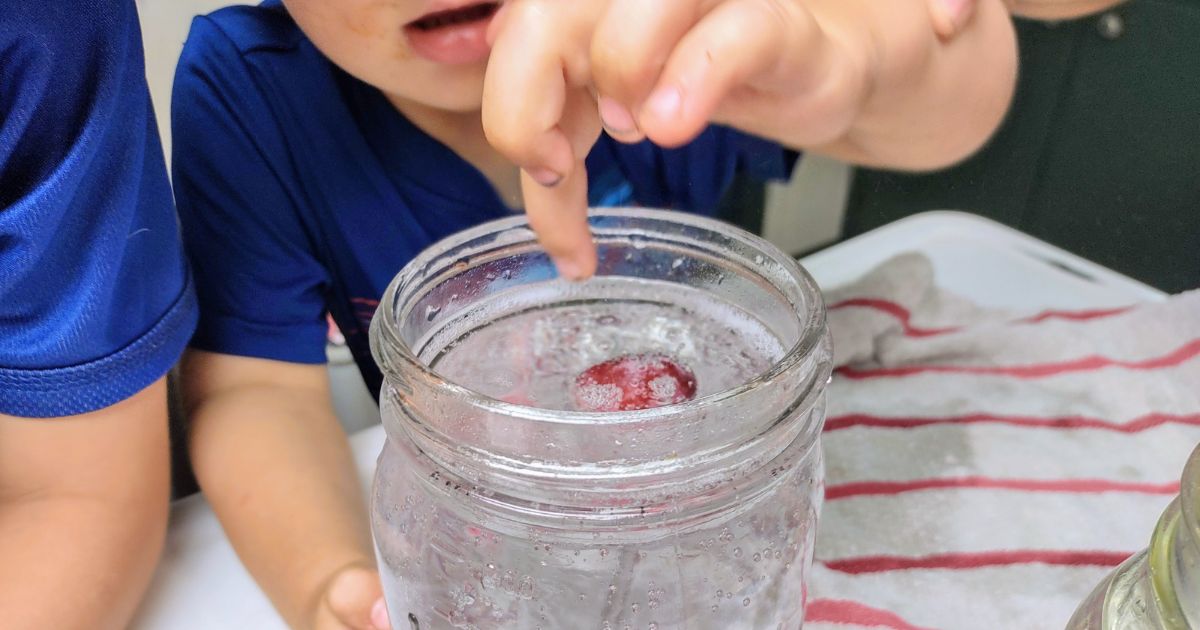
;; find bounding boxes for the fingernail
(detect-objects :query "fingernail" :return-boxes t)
[527,167,563,188]
[371,598,390,629]
[646,85,682,121]
[598,96,638,135]
[554,256,587,281]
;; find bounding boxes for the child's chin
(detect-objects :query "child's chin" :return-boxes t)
[386,79,486,114]
[429,82,487,112]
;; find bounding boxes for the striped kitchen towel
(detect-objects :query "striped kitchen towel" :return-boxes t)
[806,253,1200,630]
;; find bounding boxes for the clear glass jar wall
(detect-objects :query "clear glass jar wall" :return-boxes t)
[369,209,833,629]
[1067,443,1200,629]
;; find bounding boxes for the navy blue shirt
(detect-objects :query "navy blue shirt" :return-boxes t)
[0,0,197,417]
[172,1,790,396]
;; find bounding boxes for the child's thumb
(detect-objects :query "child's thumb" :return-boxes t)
[323,564,390,629]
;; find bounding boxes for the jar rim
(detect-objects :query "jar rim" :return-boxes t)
[369,208,829,426]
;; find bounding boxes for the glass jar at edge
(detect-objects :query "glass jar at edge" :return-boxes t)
[1067,443,1200,629]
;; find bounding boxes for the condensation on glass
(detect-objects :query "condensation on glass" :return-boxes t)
[369,209,833,629]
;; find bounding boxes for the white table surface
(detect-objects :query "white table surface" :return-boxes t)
[130,211,1165,629]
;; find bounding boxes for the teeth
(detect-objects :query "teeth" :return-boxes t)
[413,3,498,31]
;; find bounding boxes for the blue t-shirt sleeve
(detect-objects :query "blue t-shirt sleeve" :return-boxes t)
[592,126,797,214]
[0,0,197,418]
[172,16,329,365]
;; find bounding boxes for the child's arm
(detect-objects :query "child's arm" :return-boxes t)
[0,380,170,630]
[0,2,195,625]
[1004,0,1125,20]
[181,351,389,630]
[481,0,1017,279]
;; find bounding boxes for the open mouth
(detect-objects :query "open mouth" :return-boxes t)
[407,2,500,32]
[403,1,502,64]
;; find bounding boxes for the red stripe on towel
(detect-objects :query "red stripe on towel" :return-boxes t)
[828,300,1135,339]
[837,339,1200,380]
[806,598,935,630]
[828,298,960,337]
[823,550,1134,574]
[824,412,1200,434]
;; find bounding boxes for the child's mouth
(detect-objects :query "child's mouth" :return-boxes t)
[404,2,501,65]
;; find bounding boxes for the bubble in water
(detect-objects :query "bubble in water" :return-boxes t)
[711,605,719,612]
[718,528,734,543]
[732,547,742,558]
[753,553,761,562]
[520,576,536,599]
[743,597,751,607]
[599,548,609,558]
[649,624,659,630]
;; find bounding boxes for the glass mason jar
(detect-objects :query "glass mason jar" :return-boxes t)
[1067,443,1200,629]
[369,208,833,630]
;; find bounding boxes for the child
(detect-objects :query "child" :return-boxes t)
[847,0,1200,293]
[170,1,1015,628]
[1,1,198,627]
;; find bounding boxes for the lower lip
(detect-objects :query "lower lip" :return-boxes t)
[404,13,495,65]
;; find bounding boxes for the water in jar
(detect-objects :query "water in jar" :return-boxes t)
[372,279,824,630]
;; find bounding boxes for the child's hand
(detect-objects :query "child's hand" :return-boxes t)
[482,0,1003,281]
[313,563,391,630]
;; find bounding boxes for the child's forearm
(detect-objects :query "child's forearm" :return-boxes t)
[1005,0,1125,20]
[0,498,163,629]
[0,380,171,630]
[800,0,1017,169]
[184,353,375,630]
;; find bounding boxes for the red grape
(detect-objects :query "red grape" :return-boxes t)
[573,354,697,412]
